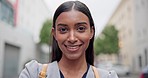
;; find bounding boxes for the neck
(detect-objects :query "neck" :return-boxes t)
[58,55,87,77]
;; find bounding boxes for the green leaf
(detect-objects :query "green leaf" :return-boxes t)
[94,25,119,55]
[39,19,53,45]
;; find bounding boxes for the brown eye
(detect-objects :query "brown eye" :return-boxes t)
[58,27,68,33]
[77,26,86,32]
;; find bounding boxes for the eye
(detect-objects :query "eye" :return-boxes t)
[77,26,86,32]
[58,27,68,33]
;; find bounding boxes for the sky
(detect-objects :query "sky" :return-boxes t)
[44,0,121,37]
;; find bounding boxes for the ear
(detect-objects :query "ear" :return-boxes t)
[90,26,94,39]
[52,27,56,40]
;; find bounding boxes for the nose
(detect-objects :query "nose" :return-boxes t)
[67,30,77,44]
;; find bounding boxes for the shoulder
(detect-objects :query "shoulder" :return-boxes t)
[25,60,41,69]
[97,68,119,78]
[19,60,42,78]
[19,60,58,78]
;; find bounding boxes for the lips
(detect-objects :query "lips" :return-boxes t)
[64,44,82,52]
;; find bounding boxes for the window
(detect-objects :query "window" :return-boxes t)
[143,28,147,36]
[127,5,131,12]
[138,55,142,68]
[145,49,148,66]
[0,0,14,25]
[137,30,142,38]
[3,43,20,78]
[141,0,145,6]
[128,29,132,36]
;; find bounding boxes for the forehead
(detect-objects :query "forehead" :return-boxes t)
[55,10,89,25]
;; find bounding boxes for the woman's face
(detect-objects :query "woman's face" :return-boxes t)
[53,10,93,60]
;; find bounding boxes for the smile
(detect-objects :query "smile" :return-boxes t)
[64,44,82,52]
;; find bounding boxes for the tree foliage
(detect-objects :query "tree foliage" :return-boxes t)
[39,19,52,45]
[94,25,119,55]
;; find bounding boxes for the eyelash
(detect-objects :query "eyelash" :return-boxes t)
[58,26,86,34]
[77,26,86,32]
[58,27,68,33]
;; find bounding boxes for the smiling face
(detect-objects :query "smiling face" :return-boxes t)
[53,10,93,60]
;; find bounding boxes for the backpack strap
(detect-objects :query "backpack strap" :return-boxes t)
[39,64,48,78]
[39,64,99,78]
[91,66,100,78]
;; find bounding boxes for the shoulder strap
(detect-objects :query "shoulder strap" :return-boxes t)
[39,64,48,78]
[91,66,100,78]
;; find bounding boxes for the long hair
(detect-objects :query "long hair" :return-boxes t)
[51,1,95,65]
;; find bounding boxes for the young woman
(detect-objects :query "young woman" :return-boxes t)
[19,1,118,78]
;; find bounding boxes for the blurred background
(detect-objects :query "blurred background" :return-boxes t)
[0,0,148,78]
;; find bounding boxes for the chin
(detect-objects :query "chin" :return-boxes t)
[65,54,83,61]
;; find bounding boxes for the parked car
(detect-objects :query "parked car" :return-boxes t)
[140,65,148,78]
[111,64,131,76]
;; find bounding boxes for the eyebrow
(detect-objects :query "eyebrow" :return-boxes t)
[57,23,68,27]
[76,22,88,26]
[57,22,88,27]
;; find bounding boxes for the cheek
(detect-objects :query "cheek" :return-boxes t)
[78,32,92,47]
[55,35,65,51]
[55,33,67,44]
[77,32,92,41]
[80,36,91,52]
[78,33,91,46]
[82,36,90,42]
[83,37,91,46]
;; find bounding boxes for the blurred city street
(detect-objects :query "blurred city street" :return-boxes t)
[0,0,148,78]
[118,69,139,78]
[120,74,139,78]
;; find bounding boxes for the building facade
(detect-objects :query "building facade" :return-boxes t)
[107,0,148,73]
[0,0,49,78]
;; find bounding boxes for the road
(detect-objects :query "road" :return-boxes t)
[119,74,139,78]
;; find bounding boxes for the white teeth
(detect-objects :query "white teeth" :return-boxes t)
[67,46,78,49]
[66,45,80,52]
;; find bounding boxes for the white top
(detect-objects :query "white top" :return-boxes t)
[19,60,118,78]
